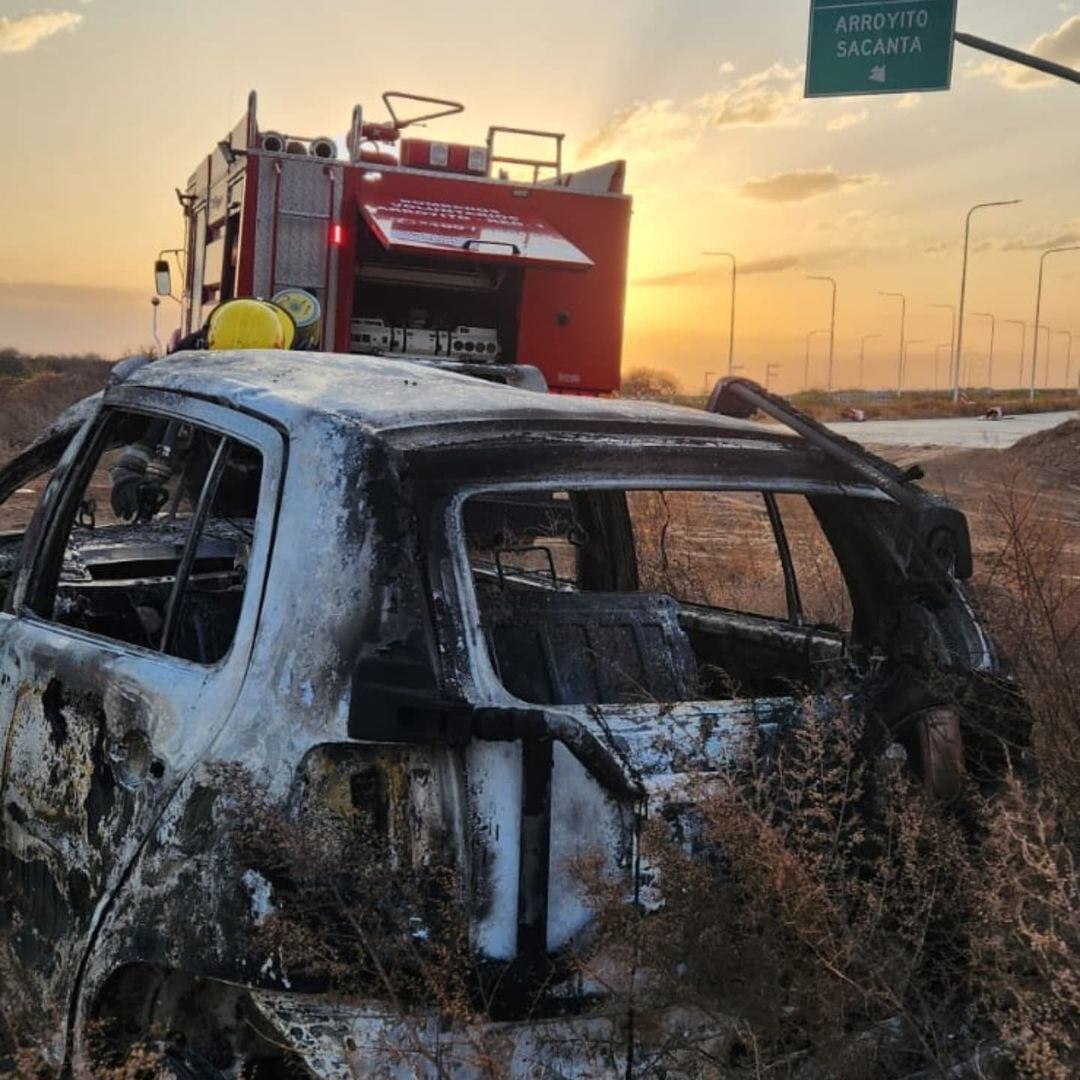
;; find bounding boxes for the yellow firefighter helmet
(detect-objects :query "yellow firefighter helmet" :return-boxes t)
[207,298,285,351]
[260,300,297,350]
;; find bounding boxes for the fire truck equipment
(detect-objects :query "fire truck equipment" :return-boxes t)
[273,287,322,348]
[206,298,285,351]
[160,90,630,393]
[310,137,338,160]
[349,317,501,361]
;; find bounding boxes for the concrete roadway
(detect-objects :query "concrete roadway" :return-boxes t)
[826,409,1078,450]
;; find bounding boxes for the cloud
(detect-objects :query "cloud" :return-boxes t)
[576,99,700,162]
[577,60,807,161]
[809,208,874,234]
[971,14,1080,89]
[1001,221,1080,251]
[826,109,868,132]
[0,10,84,53]
[697,62,806,128]
[633,255,800,288]
[895,93,922,109]
[738,167,877,203]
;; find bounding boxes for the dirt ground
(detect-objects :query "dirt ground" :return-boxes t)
[889,418,1080,577]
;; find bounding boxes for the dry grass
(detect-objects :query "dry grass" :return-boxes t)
[675,388,1079,424]
[578,714,1076,1077]
[0,350,109,461]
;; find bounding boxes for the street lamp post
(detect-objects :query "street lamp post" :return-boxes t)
[703,251,737,376]
[880,291,906,396]
[1063,332,1079,393]
[1035,325,1052,388]
[804,329,829,390]
[1071,332,1080,396]
[931,304,956,391]
[971,312,996,388]
[955,200,1022,402]
[1003,320,1027,388]
[807,276,837,392]
[765,362,781,390]
[859,333,881,389]
[1031,245,1080,399]
[902,340,925,391]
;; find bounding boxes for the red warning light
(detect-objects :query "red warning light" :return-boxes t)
[330,223,345,246]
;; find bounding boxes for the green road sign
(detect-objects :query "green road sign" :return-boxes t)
[806,0,958,98]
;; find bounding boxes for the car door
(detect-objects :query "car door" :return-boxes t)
[0,387,283,1036]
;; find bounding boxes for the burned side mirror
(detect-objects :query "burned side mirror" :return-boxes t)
[914,504,973,580]
[154,259,172,298]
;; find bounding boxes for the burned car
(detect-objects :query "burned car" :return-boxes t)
[0,354,1026,1076]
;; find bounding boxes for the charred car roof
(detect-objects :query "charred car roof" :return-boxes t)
[121,350,801,446]
[114,351,892,494]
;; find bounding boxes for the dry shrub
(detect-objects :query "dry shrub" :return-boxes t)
[224,768,474,1014]
[622,367,681,402]
[973,781,1079,1080]
[630,490,791,619]
[577,704,979,1077]
[219,766,523,1077]
[0,370,104,456]
[576,694,1077,1077]
[1,939,168,1078]
[974,473,1080,821]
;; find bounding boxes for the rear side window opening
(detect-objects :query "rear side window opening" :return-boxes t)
[460,487,855,707]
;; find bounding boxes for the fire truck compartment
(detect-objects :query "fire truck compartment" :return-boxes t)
[349,195,599,366]
[359,193,593,268]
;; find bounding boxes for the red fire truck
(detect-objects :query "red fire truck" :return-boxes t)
[155,91,631,394]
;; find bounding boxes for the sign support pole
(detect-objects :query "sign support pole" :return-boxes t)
[953,32,1080,86]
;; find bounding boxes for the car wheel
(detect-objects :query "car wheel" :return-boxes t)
[908,705,965,800]
[865,671,967,800]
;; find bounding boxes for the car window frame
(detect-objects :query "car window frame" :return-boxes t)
[437,476,887,705]
[11,387,285,672]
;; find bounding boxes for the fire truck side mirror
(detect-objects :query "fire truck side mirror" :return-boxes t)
[154,260,172,298]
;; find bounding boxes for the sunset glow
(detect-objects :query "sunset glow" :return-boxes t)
[1,1,1078,392]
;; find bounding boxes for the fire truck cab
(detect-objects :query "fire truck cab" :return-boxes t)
[157,91,631,394]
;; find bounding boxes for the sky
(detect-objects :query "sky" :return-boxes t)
[0,0,1078,393]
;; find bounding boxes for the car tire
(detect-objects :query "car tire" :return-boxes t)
[864,670,966,799]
